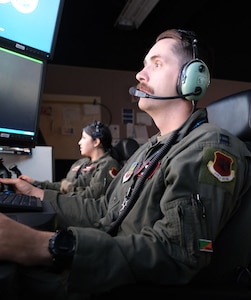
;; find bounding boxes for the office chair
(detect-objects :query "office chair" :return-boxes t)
[113,138,140,165]
[92,89,251,299]
[192,89,251,286]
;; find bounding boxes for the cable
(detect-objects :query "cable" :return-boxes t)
[93,99,112,126]
[107,129,179,236]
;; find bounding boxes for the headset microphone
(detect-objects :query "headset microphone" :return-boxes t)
[129,86,201,100]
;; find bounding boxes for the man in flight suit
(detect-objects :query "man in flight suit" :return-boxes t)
[0,29,250,299]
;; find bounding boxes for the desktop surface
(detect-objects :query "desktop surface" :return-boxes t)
[4,199,56,231]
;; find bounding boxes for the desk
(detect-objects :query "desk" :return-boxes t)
[4,199,56,230]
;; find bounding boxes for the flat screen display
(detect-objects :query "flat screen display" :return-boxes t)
[0,0,65,60]
[0,46,45,149]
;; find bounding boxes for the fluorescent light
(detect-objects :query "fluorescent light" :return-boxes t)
[114,0,160,30]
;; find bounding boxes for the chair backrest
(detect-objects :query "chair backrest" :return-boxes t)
[206,89,251,142]
[113,138,139,166]
[194,89,251,285]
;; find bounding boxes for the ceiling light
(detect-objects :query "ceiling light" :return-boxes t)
[114,0,160,30]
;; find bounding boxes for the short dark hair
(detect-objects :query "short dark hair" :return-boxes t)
[156,28,214,72]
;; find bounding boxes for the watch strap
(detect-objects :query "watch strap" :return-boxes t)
[48,229,76,270]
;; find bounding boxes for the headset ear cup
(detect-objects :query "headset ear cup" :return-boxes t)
[177,59,210,101]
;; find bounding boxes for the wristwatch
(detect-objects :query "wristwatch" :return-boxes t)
[48,229,76,270]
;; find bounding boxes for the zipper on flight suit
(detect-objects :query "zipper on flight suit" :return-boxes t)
[191,193,206,218]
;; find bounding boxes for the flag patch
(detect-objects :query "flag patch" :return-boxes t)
[199,239,213,252]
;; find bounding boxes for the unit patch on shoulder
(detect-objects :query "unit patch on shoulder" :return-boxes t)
[199,147,237,194]
[109,167,119,178]
[208,151,235,182]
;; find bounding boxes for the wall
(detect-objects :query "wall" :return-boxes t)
[40,94,101,159]
[43,64,141,137]
[43,63,251,148]
[1,146,53,181]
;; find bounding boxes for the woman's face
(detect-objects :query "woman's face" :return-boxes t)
[78,130,96,157]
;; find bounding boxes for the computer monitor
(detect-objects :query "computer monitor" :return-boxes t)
[0,46,46,150]
[0,0,65,60]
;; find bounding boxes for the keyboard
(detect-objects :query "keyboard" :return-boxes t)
[0,192,43,212]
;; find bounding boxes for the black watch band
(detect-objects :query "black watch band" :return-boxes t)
[48,229,76,270]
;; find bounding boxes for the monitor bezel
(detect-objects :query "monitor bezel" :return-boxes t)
[0,0,65,61]
[0,46,47,149]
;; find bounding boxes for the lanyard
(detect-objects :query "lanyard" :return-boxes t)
[108,130,179,236]
[121,146,163,209]
[133,147,162,176]
[107,116,208,236]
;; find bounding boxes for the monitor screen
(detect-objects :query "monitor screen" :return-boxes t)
[0,0,65,60]
[0,46,45,149]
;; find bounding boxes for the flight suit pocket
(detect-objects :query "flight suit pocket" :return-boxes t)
[164,195,211,259]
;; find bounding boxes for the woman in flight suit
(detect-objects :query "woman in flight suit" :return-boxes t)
[20,120,121,199]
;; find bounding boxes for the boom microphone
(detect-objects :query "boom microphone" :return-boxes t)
[129,86,201,100]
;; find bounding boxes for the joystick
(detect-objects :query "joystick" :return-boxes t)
[0,158,12,193]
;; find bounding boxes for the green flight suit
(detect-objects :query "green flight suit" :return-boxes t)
[33,152,120,199]
[17,108,251,299]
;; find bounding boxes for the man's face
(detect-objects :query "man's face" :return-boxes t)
[135,38,182,112]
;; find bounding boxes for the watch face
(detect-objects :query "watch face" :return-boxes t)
[49,229,75,256]
[56,231,75,254]
[49,230,75,270]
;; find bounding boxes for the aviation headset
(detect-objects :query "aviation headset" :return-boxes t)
[175,29,210,101]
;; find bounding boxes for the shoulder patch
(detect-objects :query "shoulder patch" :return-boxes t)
[207,151,235,182]
[199,147,237,194]
[109,167,119,178]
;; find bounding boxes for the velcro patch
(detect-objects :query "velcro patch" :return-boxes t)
[199,239,213,252]
[109,167,119,178]
[199,147,237,194]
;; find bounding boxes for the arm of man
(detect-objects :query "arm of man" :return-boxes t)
[0,212,52,266]
[0,177,44,200]
[18,174,34,184]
